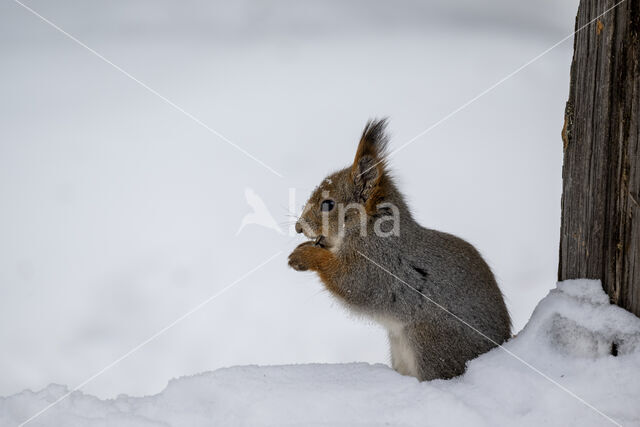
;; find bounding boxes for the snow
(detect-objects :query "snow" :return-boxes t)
[3,280,639,427]
[1,0,580,399]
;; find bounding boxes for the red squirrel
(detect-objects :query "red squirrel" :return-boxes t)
[289,119,511,380]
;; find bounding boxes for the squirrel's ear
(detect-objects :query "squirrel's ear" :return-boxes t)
[351,118,389,205]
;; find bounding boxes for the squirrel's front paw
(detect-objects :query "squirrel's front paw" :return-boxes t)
[288,241,317,271]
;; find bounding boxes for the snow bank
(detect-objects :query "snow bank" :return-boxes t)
[3,280,639,427]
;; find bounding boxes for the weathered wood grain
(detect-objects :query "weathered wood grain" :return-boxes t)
[559,0,640,316]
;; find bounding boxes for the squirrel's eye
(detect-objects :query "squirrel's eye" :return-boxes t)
[320,199,335,212]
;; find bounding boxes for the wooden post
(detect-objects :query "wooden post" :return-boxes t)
[559,0,640,316]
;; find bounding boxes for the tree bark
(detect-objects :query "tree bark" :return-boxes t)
[559,0,640,316]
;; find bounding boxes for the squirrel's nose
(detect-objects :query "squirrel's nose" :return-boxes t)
[295,222,303,234]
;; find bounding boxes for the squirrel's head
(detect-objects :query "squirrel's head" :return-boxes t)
[295,119,397,251]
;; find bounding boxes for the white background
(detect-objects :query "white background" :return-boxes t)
[1,0,578,398]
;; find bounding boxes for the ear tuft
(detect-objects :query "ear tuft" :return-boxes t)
[352,118,390,168]
[351,118,390,207]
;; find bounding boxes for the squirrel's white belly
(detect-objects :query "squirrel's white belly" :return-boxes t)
[376,316,419,378]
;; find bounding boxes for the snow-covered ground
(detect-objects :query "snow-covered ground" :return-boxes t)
[1,0,581,402]
[3,280,639,426]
